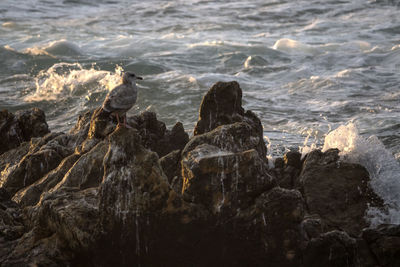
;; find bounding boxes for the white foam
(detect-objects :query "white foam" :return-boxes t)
[25,63,123,102]
[322,123,400,226]
[272,38,371,55]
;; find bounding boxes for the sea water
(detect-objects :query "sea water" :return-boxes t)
[0,0,399,225]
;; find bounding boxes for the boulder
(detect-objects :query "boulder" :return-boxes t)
[299,149,383,236]
[181,143,273,213]
[303,230,357,267]
[0,108,49,155]
[129,111,189,157]
[362,224,400,267]
[273,151,302,189]
[193,81,266,158]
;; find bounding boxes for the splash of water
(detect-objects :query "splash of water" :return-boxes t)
[25,63,123,102]
[322,123,400,226]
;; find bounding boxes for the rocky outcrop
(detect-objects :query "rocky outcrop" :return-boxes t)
[0,81,398,266]
[193,81,266,159]
[299,148,383,236]
[0,108,49,155]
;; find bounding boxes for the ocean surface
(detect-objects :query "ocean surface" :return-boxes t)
[0,0,399,224]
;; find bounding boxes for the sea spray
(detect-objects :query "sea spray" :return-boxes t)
[322,123,400,226]
[25,63,123,102]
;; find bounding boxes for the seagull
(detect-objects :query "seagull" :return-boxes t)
[101,71,142,127]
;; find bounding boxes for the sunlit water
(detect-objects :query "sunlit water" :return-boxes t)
[0,0,399,224]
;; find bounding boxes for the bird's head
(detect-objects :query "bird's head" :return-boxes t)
[122,72,143,85]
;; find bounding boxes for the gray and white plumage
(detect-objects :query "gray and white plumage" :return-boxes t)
[101,72,142,123]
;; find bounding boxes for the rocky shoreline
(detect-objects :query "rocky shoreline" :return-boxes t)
[1,81,399,266]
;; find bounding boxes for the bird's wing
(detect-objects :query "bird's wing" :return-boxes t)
[102,84,137,112]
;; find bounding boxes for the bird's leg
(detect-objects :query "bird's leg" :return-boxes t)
[116,113,121,126]
[123,114,132,128]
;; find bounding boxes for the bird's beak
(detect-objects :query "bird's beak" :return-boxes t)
[137,76,143,80]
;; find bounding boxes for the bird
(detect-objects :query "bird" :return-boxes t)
[101,71,142,127]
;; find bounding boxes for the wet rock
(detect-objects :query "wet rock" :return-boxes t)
[193,81,266,158]
[159,149,181,184]
[0,108,49,155]
[182,143,273,213]
[299,149,383,236]
[362,224,400,267]
[0,133,74,196]
[254,187,305,266]
[156,122,189,157]
[16,108,50,141]
[184,122,267,161]
[87,107,116,139]
[129,111,189,157]
[274,151,303,189]
[12,153,81,207]
[303,230,357,267]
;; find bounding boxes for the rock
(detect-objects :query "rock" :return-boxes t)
[254,187,305,266]
[299,148,383,236]
[193,81,266,158]
[16,108,50,141]
[274,151,303,189]
[0,133,74,196]
[155,122,189,158]
[362,224,400,267]
[129,111,189,158]
[12,153,81,207]
[184,122,267,161]
[87,107,116,139]
[303,230,357,267]
[182,143,273,213]
[159,149,181,184]
[0,108,49,155]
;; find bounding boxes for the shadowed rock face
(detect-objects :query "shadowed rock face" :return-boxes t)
[299,149,383,236]
[0,108,49,155]
[0,81,397,267]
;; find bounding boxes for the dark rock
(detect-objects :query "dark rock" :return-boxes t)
[299,149,383,236]
[159,149,181,184]
[194,81,244,136]
[0,133,75,196]
[182,143,273,213]
[362,224,400,267]
[303,230,357,267]
[12,153,81,207]
[184,122,267,161]
[193,81,266,158]
[284,151,302,169]
[87,107,116,139]
[254,187,305,266]
[156,122,189,157]
[16,108,50,141]
[0,108,49,155]
[129,111,189,158]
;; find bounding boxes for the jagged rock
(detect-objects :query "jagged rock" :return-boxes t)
[0,108,49,155]
[274,151,302,189]
[129,111,189,157]
[299,149,383,236]
[156,122,189,158]
[362,224,400,267]
[0,133,74,196]
[12,154,81,207]
[193,81,266,158]
[159,149,181,184]
[16,108,50,141]
[182,143,273,213]
[87,107,117,139]
[184,122,267,161]
[254,187,305,266]
[303,230,357,267]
